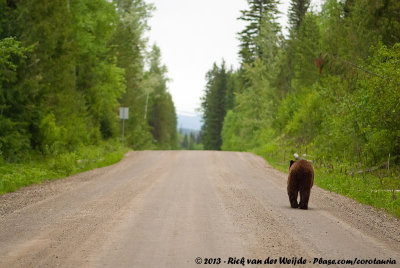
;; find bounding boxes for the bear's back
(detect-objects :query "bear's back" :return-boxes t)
[289,160,314,188]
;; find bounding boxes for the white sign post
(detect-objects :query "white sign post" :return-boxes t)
[119,107,129,148]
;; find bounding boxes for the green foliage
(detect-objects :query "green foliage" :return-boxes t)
[222,58,275,151]
[291,13,321,89]
[38,113,64,155]
[178,129,202,150]
[221,110,243,151]
[0,37,33,160]
[288,0,310,33]
[0,142,127,195]
[146,45,178,149]
[238,0,279,64]
[110,1,177,151]
[0,117,31,161]
[341,0,400,60]
[201,61,237,150]
[0,0,177,160]
[284,87,323,145]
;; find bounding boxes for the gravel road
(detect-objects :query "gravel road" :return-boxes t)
[0,151,399,267]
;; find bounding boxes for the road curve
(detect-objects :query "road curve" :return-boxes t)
[0,151,399,267]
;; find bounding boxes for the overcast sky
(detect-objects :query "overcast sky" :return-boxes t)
[147,0,319,116]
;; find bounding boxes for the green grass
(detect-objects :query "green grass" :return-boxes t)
[0,142,127,195]
[314,169,400,218]
[252,148,400,218]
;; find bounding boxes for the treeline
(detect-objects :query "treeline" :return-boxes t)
[201,0,400,168]
[178,128,202,150]
[0,0,177,162]
[200,62,236,150]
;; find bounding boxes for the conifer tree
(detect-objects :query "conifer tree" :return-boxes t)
[146,45,177,149]
[201,62,229,150]
[288,0,310,34]
[238,0,279,64]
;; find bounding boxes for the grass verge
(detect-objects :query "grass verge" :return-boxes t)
[0,142,127,195]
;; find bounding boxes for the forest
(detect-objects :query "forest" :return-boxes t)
[0,0,177,193]
[201,0,400,216]
[0,0,178,158]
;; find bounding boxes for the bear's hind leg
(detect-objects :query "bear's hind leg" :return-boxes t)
[299,189,310,209]
[288,189,299,208]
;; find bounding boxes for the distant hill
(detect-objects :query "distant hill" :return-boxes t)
[177,113,202,131]
[178,128,200,136]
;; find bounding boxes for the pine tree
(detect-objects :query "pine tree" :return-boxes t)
[288,0,310,34]
[291,12,320,89]
[147,45,177,149]
[270,0,310,99]
[201,62,229,150]
[182,133,189,149]
[0,37,34,159]
[238,0,279,64]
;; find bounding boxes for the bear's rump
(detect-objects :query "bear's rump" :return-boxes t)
[289,169,313,190]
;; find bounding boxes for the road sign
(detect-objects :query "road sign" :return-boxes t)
[120,107,129,148]
[119,107,129,119]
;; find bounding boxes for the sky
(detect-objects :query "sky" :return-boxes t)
[147,0,320,116]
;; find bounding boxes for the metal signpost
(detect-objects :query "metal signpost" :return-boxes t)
[119,107,129,148]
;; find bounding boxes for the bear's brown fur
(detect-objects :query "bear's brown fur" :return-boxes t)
[287,159,314,209]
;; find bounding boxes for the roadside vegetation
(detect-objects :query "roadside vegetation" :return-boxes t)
[0,142,126,195]
[200,0,400,217]
[0,0,177,194]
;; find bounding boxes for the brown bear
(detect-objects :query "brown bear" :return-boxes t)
[287,159,314,209]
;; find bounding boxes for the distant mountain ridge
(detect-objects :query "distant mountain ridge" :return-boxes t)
[178,128,200,136]
[177,113,202,131]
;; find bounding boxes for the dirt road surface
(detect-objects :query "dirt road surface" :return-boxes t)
[1,151,399,267]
